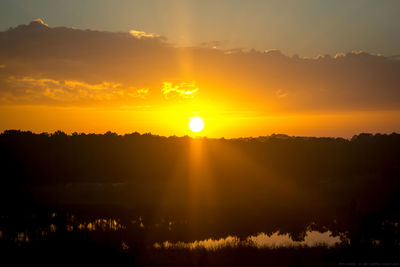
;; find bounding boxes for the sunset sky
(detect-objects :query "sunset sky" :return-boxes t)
[0,0,399,138]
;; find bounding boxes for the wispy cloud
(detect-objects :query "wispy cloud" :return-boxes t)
[275,89,288,98]
[1,76,149,105]
[134,88,149,99]
[129,30,160,39]
[161,82,198,100]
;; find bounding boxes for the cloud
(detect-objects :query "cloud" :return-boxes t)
[31,18,48,27]
[275,89,288,98]
[1,76,149,105]
[0,20,399,112]
[161,82,198,99]
[264,49,284,56]
[129,30,160,39]
[135,88,149,99]
[200,41,222,49]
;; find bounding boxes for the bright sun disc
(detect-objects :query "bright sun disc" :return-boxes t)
[189,117,205,133]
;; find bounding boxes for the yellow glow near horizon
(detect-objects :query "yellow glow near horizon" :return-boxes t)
[1,105,400,138]
[189,117,205,133]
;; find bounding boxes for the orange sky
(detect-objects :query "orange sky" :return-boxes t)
[0,20,399,138]
[1,105,399,138]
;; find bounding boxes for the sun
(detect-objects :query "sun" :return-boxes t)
[189,116,205,133]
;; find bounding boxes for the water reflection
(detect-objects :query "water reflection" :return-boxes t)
[2,214,126,244]
[78,218,125,232]
[247,230,342,248]
[154,230,342,250]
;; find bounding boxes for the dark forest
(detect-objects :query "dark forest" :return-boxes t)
[1,130,399,265]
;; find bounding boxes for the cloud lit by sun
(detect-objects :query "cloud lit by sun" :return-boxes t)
[161,82,199,100]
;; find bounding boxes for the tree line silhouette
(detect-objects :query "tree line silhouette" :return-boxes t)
[0,130,399,265]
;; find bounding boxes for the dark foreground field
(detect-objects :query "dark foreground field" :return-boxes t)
[3,239,400,267]
[1,130,400,266]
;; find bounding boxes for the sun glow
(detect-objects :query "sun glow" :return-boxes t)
[189,117,205,133]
